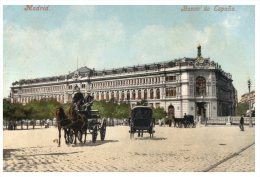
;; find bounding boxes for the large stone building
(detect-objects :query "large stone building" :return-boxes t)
[10,46,237,120]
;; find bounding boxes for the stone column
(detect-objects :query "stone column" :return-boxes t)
[119,90,122,101]
[64,92,68,103]
[108,91,112,101]
[160,88,164,99]
[130,90,133,100]
[147,89,150,99]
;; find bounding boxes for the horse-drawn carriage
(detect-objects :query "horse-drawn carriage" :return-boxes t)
[173,115,196,128]
[56,107,107,146]
[129,106,155,138]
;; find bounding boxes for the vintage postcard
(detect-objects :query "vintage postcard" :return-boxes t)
[1,1,259,176]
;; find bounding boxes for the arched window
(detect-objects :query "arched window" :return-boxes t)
[150,89,154,99]
[116,91,119,101]
[196,76,206,96]
[121,91,125,101]
[132,90,136,100]
[111,91,114,100]
[106,92,109,101]
[168,105,175,118]
[156,88,160,99]
[138,90,141,99]
[127,90,130,100]
[144,89,147,100]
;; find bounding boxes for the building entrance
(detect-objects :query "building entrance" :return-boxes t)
[196,102,206,123]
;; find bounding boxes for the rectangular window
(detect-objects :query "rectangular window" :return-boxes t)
[166,87,176,97]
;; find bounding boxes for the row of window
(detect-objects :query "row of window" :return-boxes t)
[95,89,161,101]
[21,85,66,94]
[18,76,210,99]
[19,76,179,94]
[92,77,161,89]
[17,95,64,104]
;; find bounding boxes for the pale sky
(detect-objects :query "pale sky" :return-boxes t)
[3,5,255,100]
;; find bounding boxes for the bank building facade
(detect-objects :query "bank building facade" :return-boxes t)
[10,46,237,120]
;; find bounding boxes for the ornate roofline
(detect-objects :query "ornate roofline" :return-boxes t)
[11,57,232,86]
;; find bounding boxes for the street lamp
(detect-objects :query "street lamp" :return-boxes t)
[248,79,253,127]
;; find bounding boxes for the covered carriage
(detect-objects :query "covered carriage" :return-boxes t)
[129,106,155,138]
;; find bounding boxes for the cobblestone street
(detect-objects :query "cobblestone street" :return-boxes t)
[3,126,255,172]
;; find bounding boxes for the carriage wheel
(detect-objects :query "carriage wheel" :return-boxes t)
[100,119,107,141]
[92,125,98,143]
[77,130,83,143]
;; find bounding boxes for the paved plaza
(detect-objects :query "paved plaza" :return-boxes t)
[3,125,255,172]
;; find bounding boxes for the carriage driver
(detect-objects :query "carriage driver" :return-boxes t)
[82,91,94,118]
[72,86,84,111]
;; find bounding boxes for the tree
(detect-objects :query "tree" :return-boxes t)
[92,100,131,119]
[115,103,131,119]
[236,103,248,116]
[13,103,26,130]
[3,100,15,121]
[3,99,16,129]
[153,107,165,121]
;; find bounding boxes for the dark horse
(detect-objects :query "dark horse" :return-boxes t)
[55,105,88,146]
[55,107,72,146]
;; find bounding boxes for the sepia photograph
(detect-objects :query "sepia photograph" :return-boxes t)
[1,1,259,175]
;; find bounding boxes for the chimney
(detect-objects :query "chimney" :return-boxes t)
[197,45,201,57]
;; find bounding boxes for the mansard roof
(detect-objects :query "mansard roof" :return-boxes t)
[11,57,232,86]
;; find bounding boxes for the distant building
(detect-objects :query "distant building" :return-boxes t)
[240,91,255,110]
[10,46,237,120]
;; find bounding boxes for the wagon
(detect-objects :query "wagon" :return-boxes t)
[129,106,155,138]
[65,110,107,144]
[173,115,196,128]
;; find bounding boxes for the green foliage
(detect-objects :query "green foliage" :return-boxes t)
[236,102,248,116]
[3,98,62,121]
[13,103,26,121]
[152,107,165,120]
[137,99,148,106]
[92,100,131,119]
[115,103,131,118]
[3,100,16,121]
[3,99,132,122]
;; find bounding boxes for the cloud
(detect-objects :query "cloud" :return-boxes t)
[3,9,127,97]
[222,15,241,29]
[3,6,254,100]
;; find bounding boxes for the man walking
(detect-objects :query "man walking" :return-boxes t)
[239,115,244,131]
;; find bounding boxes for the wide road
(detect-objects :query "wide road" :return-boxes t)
[3,125,255,172]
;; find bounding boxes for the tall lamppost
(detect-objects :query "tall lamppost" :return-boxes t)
[248,79,253,127]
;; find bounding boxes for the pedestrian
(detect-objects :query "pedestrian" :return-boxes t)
[239,115,244,131]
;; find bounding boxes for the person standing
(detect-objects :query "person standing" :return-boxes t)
[240,115,244,131]
[83,91,94,118]
[72,87,84,111]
